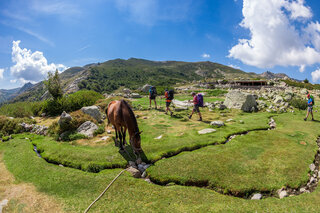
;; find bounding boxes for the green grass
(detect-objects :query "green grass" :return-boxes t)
[131,95,224,110]
[147,112,319,195]
[31,109,270,172]
[3,132,320,212]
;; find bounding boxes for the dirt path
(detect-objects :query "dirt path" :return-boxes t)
[0,154,63,213]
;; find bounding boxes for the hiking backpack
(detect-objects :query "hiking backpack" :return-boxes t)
[197,93,204,107]
[168,90,174,100]
[150,86,157,96]
[311,95,315,106]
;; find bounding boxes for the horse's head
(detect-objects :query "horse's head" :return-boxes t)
[131,131,143,155]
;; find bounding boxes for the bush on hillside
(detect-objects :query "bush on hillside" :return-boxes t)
[0,116,35,136]
[0,102,42,118]
[95,97,132,112]
[289,98,308,110]
[49,110,97,141]
[42,90,104,116]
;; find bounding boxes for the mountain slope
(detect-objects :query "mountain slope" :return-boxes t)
[259,71,290,79]
[11,58,262,102]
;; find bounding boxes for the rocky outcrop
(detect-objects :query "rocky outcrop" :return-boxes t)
[224,91,257,112]
[19,123,48,135]
[198,128,216,134]
[76,121,98,137]
[81,106,102,123]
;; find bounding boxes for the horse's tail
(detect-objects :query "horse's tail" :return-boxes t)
[105,102,112,126]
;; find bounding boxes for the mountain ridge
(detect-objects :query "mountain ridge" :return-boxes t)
[1,58,295,103]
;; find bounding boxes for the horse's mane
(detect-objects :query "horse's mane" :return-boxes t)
[121,99,139,131]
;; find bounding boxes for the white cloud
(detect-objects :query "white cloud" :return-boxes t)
[229,0,320,70]
[31,0,80,16]
[201,53,210,59]
[299,64,306,72]
[228,64,241,69]
[10,40,68,83]
[311,69,320,82]
[10,79,17,83]
[114,0,192,26]
[0,68,4,79]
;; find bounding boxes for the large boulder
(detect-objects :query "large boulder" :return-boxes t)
[223,91,257,112]
[81,106,102,123]
[76,121,98,137]
[58,111,72,126]
[131,93,142,98]
[172,99,193,110]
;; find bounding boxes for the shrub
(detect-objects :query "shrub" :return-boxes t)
[68,133,88,141]
[95,96,132,112]
[94,124,105,136]
[49,110,97,137]
[2,136,9,141]
[42,90,104,116]
[0,116,35,136]
[290,98,308,110]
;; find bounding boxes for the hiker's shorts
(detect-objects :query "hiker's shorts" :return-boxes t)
[149,95,156,100]
[166,102,171,107]
[308,106,313,112]
[193,104,200,113]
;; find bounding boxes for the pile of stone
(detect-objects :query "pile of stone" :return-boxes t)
[206,101,227,110]
[126,161,151,178]
[19,123,48,136]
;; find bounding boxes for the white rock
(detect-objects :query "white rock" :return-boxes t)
[251,193,262,200]
[58,111,72,126]
[76,121,98,138]
[198,128,216,135]
[107,130,112,134]
[127,166,141,178]
[101,136,110,141]
[278,190,288,199]
[81,106,103,122]
[223,91,257,112]
[300,188,306,193]
[210,121,225,127]
[226,119,234,122]
[154,135,163,140]
[131,93,142,98]
[0,199,9,213]
[310,164,316,172]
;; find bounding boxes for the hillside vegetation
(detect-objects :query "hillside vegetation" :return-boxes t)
[11,58,260,102]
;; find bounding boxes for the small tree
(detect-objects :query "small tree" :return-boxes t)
[45,69,63,100]
[304,78,309,84]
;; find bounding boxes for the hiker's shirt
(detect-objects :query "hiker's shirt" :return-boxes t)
[193,96,198,105]
[165,91,171,103]
[308,98,313,108]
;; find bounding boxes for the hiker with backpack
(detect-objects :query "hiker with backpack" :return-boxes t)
[149,86,157,109]
[164,89,174,116]
[189,92,203,121]
[304,93,315,121]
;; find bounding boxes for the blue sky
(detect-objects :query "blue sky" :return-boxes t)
[1,0,320,89]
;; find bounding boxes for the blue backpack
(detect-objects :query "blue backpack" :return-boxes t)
[197,94,204,107]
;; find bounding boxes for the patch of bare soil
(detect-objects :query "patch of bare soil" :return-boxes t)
[0,154,63,213]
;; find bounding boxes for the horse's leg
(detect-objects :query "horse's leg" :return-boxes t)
[123,127,127,145]
[118,128,124,150]
[114,126,118,146]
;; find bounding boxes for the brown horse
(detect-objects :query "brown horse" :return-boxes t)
[106,100,142,158]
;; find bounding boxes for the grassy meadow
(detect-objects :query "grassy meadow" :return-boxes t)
[1,90,320,212]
